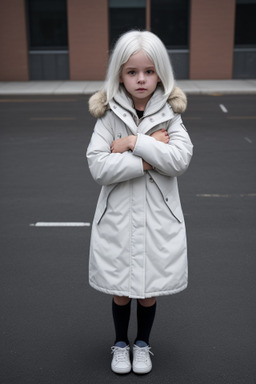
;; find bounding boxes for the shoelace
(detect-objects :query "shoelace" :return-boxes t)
[111,345,130,362]
[133,345,154,361]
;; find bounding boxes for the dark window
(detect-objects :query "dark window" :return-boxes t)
[109,0,146,49]
[27,0,68,50]
[235,0,256,46]
[151,0,189,49]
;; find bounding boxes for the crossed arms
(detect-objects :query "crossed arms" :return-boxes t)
[111,129,169,170]
[87,115,193,185]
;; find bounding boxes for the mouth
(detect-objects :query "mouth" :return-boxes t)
[136,88,147,91]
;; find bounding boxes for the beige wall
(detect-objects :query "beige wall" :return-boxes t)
[0,0,29,81]
[67,0,109,80]
[189,0,236,79]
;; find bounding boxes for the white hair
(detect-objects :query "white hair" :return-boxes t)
[103,30,175,103]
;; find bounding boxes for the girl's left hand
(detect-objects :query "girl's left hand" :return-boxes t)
[111,136,137,153]
[151,129,170,143]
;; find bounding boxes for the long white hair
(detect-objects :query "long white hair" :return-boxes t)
[103,30,175,103]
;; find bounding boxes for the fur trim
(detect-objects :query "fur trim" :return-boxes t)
[168,86,187,114]
[88,90,107,118]
[89,86,187,118]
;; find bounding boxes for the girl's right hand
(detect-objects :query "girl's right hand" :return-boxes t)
[150,129,169,143]
[111,135,137,153]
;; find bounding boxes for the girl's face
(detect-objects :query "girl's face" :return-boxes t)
[120,50,160,109]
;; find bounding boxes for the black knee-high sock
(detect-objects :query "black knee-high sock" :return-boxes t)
[135,300,156,345]
[112,299,131,345]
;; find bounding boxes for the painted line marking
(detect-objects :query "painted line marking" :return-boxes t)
[197,194,229,198]
[30,117,76,121]
[30,222,91,227]
[244,137,252,144]
[219,104,228,113]
[197,193,256,198]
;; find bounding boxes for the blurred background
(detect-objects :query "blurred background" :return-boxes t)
[0,0,256,82]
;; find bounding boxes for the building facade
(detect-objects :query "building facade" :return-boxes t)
[0,0,255,81]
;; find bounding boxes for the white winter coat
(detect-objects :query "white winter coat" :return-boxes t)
[86,85,193,299]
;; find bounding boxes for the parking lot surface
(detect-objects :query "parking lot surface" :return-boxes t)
[1,94,255,384]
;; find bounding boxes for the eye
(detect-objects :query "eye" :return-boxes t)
[128,70,136,75]
[146,70,154,74]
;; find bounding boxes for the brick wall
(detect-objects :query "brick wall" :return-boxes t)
[189,0,236,79]
[67,0,109,80]
[0,0,238,81]
[0,0,29,81]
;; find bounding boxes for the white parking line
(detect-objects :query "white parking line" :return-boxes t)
[196,194,229,198]
[219,104,228,113]
[30,222,91,227]
[244,137,252,144]
[196,193,256,198]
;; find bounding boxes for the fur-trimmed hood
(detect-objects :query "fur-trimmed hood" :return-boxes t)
[89,86,187,118]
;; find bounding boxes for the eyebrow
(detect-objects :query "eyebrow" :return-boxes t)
[125,66,155,70]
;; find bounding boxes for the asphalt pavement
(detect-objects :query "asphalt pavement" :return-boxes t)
[0,93,256,384]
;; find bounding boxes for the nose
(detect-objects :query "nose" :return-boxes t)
[137,72,145,83]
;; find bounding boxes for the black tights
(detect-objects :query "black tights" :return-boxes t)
[112,299,156,345]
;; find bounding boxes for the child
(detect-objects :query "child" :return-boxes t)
[86,30,193,375]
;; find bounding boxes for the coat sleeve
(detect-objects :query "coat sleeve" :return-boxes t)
[133,115,193,177]
[86,115,144,186]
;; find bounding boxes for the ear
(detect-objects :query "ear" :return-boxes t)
[119,75,123,84]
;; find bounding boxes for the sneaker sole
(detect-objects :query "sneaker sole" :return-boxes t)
[111,366,132,374]
[132,366,152,374]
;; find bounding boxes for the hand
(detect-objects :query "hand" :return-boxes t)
[111,135,137,153]
[150,129,169,144]
[143,160,152,170]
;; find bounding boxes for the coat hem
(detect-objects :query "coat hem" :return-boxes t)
[89,280,188,299]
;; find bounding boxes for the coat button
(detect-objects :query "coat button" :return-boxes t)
[149,177,154,183]
[165,197,168,201]
[113,105,117,109]
[123,113,127,117]
[162,113,165,116]
[150,118,154,122]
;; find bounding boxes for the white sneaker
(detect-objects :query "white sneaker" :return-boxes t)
[111,344,131,374]
[132,343,153,374]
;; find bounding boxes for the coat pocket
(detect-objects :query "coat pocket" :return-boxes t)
[94,184,117,224]
[148,171,184,223]
[94,204,107,225]
[163,197,184,223]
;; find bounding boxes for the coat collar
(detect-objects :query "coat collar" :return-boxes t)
[109,87,175,135]
[112,85,168,117]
